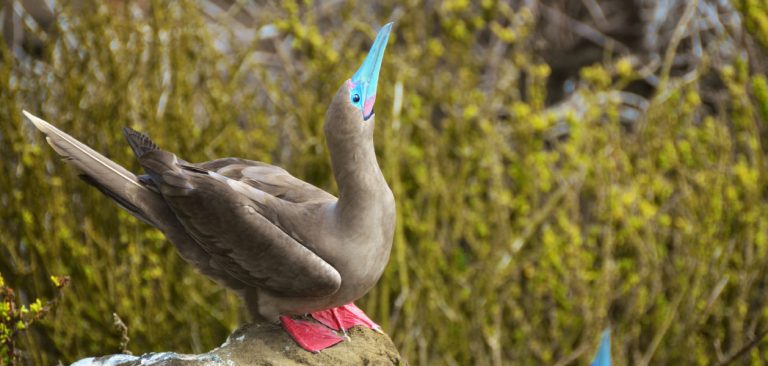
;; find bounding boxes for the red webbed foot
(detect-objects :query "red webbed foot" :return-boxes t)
[280,303,381,352]
[279,315,344,352]
[311,302,381,332]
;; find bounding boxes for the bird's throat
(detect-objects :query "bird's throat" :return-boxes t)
[328,132,390,225]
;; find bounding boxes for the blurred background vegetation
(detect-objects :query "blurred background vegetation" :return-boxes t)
[1,0,768,364]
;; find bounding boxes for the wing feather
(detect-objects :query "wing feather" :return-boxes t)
[142,155,341,297]
[195,158,336,203]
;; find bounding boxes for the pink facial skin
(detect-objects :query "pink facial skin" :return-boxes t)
[345,79,375,120]
[363,95,376,119]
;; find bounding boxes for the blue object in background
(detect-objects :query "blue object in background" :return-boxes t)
[590,329,611,366]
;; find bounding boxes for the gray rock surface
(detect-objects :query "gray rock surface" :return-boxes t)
[70,323,405,366]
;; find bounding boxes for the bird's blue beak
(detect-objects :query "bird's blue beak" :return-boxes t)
[348,22,393,121]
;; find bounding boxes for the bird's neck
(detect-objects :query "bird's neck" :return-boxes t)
[327,131,391,223]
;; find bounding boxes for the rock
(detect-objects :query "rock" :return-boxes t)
[70,323,405,366]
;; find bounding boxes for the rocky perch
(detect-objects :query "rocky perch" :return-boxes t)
[71,323,405,366]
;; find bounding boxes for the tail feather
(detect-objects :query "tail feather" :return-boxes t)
[23,110,159,225]
[78,174,154,226]
[24,111,142,189]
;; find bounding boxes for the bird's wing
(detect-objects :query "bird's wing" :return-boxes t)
[24,112,253,291]
[195,158,336,204]
[129,142,341,298]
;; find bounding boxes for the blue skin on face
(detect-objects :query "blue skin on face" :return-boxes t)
[347,22,393,121]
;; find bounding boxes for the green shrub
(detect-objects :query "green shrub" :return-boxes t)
[0,273,69,365]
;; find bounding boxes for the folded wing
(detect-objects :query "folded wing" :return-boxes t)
[196,158,336,204]
[125,129,342,298]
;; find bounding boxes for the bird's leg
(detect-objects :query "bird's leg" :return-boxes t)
[279,315,343,352]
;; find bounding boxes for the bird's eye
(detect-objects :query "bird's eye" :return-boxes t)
[352,94,361,103]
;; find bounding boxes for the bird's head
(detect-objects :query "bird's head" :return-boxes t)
[326,23,393,137]
[347,22,392,122]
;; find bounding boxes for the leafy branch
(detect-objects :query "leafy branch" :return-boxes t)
[0,274,70,366]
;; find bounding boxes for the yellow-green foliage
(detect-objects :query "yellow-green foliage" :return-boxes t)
[737,0,768,48]
[0,273,69,365]
[2,1,768,365]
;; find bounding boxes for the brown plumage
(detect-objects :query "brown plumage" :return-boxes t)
[23,83,396,321]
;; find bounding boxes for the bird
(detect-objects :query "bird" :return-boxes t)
[23,22,395,353]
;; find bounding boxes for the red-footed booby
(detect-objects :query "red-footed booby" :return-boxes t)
[23,22,395,352]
